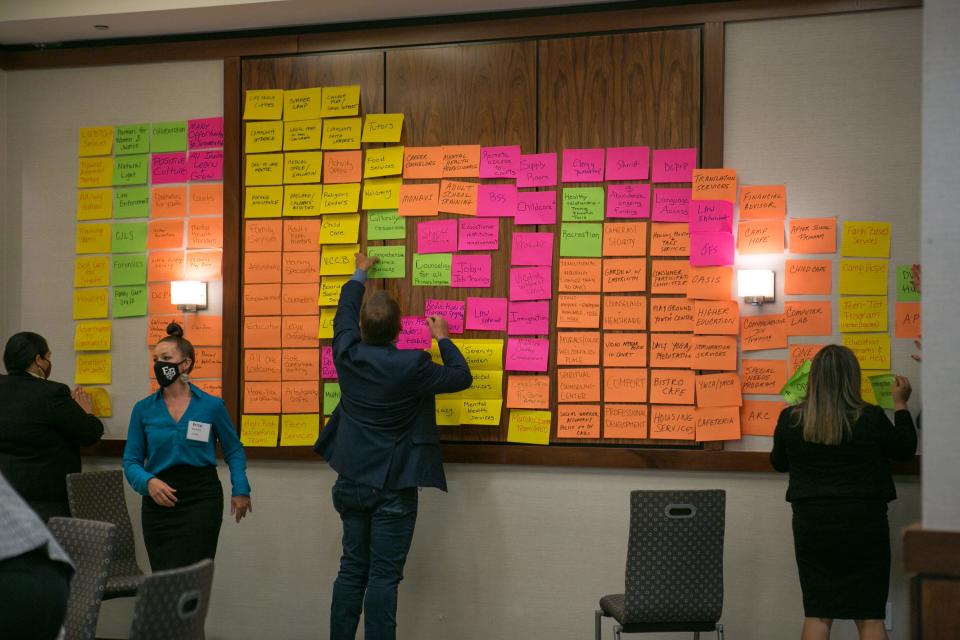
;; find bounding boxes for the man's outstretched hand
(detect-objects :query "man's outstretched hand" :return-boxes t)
[427,315,450,341]
[355,252,380,272]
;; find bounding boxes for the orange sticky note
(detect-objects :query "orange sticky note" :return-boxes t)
[603,404,648,439]
[192,347,223,379]
[149,283,177,315]
[602,222,647,257]
[557,295,601,329]
[691,335,738,371]
[244,283,282,316]
[557,405,601,439]
[650,369,695,405]
[282,316,319,348]
[282,348,320,381]
[282,252,321,284]
[738,219,785,254]
[441,145,481,177]
[602,259,646,292]
[245,349,282,382]
[398,183,440,217]
[437,180,477,215]
[741,359,788,395]
[243,382,282,414]
[147,251,184,282]
[185,250,222,280]
[687,266,733,301]
[894,302,921,339]
[784,260,832,295]
[147,219,184,250]
[739,185,786,220]
[556,332,601,366]
[695,406,741,441]
[193,379,222,398]
[604,368,648,403]
[741,315,788,351]
[147,315,184,346]
[189,184,223,216]
[403,147,444,179]
[603,333,647,367]
[649,333,693,369]
[692,168,737,202]
[695,372,742,408]
[558,259,602,293]
[151,186,187,217]
[649,405,696,440]
[187,218,223,250]
[282,381,321,413]
[244,316,282,349]
[185,315,222,346]
[650,298,694,332]
[557,367,600,403]
[244,252,282,284]
[603,295,646,330]
[784,300,832,336]
[506,375,551,409]
[789,343,825,374]
[651,223,690,257]
[282,283,320,315]
[245,220,283,252]
[789,218,836,254]
[693,300,739,335]
[283,219,322,252]
[323,150,362,184]
[650,260,689,295]
[740,400,787,436]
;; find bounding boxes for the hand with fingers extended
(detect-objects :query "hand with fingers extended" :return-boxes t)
[72,387,94,414]
[354,252,380,272]
[147,477,178,507]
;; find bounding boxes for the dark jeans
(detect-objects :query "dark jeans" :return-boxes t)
[330,476,419,640]
[0,548,72,640]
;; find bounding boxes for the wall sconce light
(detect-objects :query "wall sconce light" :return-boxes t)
[171,280,208,312]
[738,269,775,306]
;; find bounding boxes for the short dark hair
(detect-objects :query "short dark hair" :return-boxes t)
[157,322,196,373]
[3,332,49,374]
[360,291,402,345]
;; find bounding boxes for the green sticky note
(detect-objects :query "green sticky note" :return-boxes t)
[368,245,406,279]
[895,265,920,302]
[113,187,150,219]
[780,360,811,405]
[115,124,150,155]
[561,187,605,221]
[559,223,603,257]
[111,222,148,253]
[412,253,452,286]
[112,285,147,318]
[112,254,147,286]
[323,382,341,416]
[869,374,895,409]
[151,121,187,152]
[112,154,148,186]
[367,210,406,240]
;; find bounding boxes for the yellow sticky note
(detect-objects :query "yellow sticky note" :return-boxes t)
[842,333,891,370]
[319,276,349,306]
[839,259,888,295]
[78,126,114,157]
[283,151,323,184]
[283,185,323,217]
[77,157,113,188]
[363,146,405,178]
[74,321,112,351]
[507,410,552,445]
[362,177,402,210]
[74,256,111,288]
[431,339,504,371]
[361,114,404,143]
[436,399,463,426]
[240,414,280,446]
[320,244,359,276]
[245,153,284,186]
[319,214,360,244]
[283,88,323,121]
[280,414,320,446]
[320,183,361,214]
[283,120,322,151]
[841,221,891,258]
[321,117,362,150]
[243,89,284,120]
[244,186,284,218]
[245,121,283,153]
[76,223,112,254]
[317,308,336,339]
[86,387,111,418]
[839,296,888,333]
[75,353,111,385]
[445,370,504,400]
[461,399,503,426]
[73,288,109,320]
[321,85,361,117]
[77,189,113,220]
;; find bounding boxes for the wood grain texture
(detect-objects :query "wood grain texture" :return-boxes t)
[222,57,242,422]
[701,22,725,169]
[903,524,960,576]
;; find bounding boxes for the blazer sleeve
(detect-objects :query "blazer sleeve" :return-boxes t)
[414,338,473,396]
[877,408,918,461]
[211,399,250,496]
[48,383,104,447]
[333,280,365,362]
[769,409,791,472]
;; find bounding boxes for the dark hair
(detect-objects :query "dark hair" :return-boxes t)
[360,291,402,345]
[157,323,196,373]
[3,332,49,374]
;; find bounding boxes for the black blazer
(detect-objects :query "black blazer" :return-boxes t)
[0,372,104,519]
[315,280,472,490]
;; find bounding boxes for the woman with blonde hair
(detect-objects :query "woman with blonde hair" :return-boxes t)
[771,344,916,640]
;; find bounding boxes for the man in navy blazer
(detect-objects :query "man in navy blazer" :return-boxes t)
[315,252,472,640]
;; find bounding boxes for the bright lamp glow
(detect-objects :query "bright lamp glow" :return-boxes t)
[170,280,207,311]
[737,269,775,305]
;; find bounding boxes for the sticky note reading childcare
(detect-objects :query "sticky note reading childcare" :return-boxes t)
[692,168,736,202]
[319,214,360,244]
[507,410,551,445]
[784,260,832,295]
[841,221,891,258]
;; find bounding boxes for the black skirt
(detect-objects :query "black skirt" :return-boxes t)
[141,464,223,572]
[792,499,890,620]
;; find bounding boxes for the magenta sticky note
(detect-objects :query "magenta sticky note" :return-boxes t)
[424,299,465,334]
[417,219,458,254]
[479,145,521,179]
[458,218,499,251]
[652,188,691,222]
[451,254,492,288]
[690,231,735,266]
[515,191,557,225]
[509,266,553,301]
[187,117,224,150]
[511,232,554,266]
[504,338,550,372]
[151,152,188,184]
[605,146,650,180]
[476,184,517,217]
[561,148,605,183]
[606,184,651,219]
[465,297,508,331]
[321,346,337,380]
[689,200,733,233]
[187,150,223,182]
[652,148,697,183]
[517,153,557,188]
[507,301,550,336]
[397,316,431,350]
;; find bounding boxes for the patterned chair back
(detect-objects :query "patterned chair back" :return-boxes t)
[128,559,215,640]
[623,490,725,624]
[48,517,116,640]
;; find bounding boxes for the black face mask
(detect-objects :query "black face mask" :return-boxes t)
[153,360,185,388]
[37,357,51,380]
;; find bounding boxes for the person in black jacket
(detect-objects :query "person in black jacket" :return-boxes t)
[0,332,104,520]
[771,344,916,640]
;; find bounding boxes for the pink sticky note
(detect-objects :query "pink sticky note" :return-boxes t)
[517,153,557,188]
[561,148,605,183]
[451,254,492,288]
[511,232,554,266]
[397,316,431,350]
[514,191,556,225]
[479,145,521,179]
[507,301,550,336]
[652,148,697,183]
[417,219,458,254]
[187,117,224,150]
[689,200,733,233]
[476,184,517,217]
[321,346,337,380]
[424,299,465,334]
[458,218,499,251]
[188,150,223,182]
[690,231,735,266]
[606,184,651,219]
[606,146,650,180]
[652,188,691,222]
[151,152,188,184]
[509,266,553,301]
[505,338,550,372]
[466,297,508,331]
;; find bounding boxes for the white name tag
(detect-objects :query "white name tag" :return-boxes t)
[186,421,211,443]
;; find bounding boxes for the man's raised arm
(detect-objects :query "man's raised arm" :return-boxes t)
[333,253,379,358]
